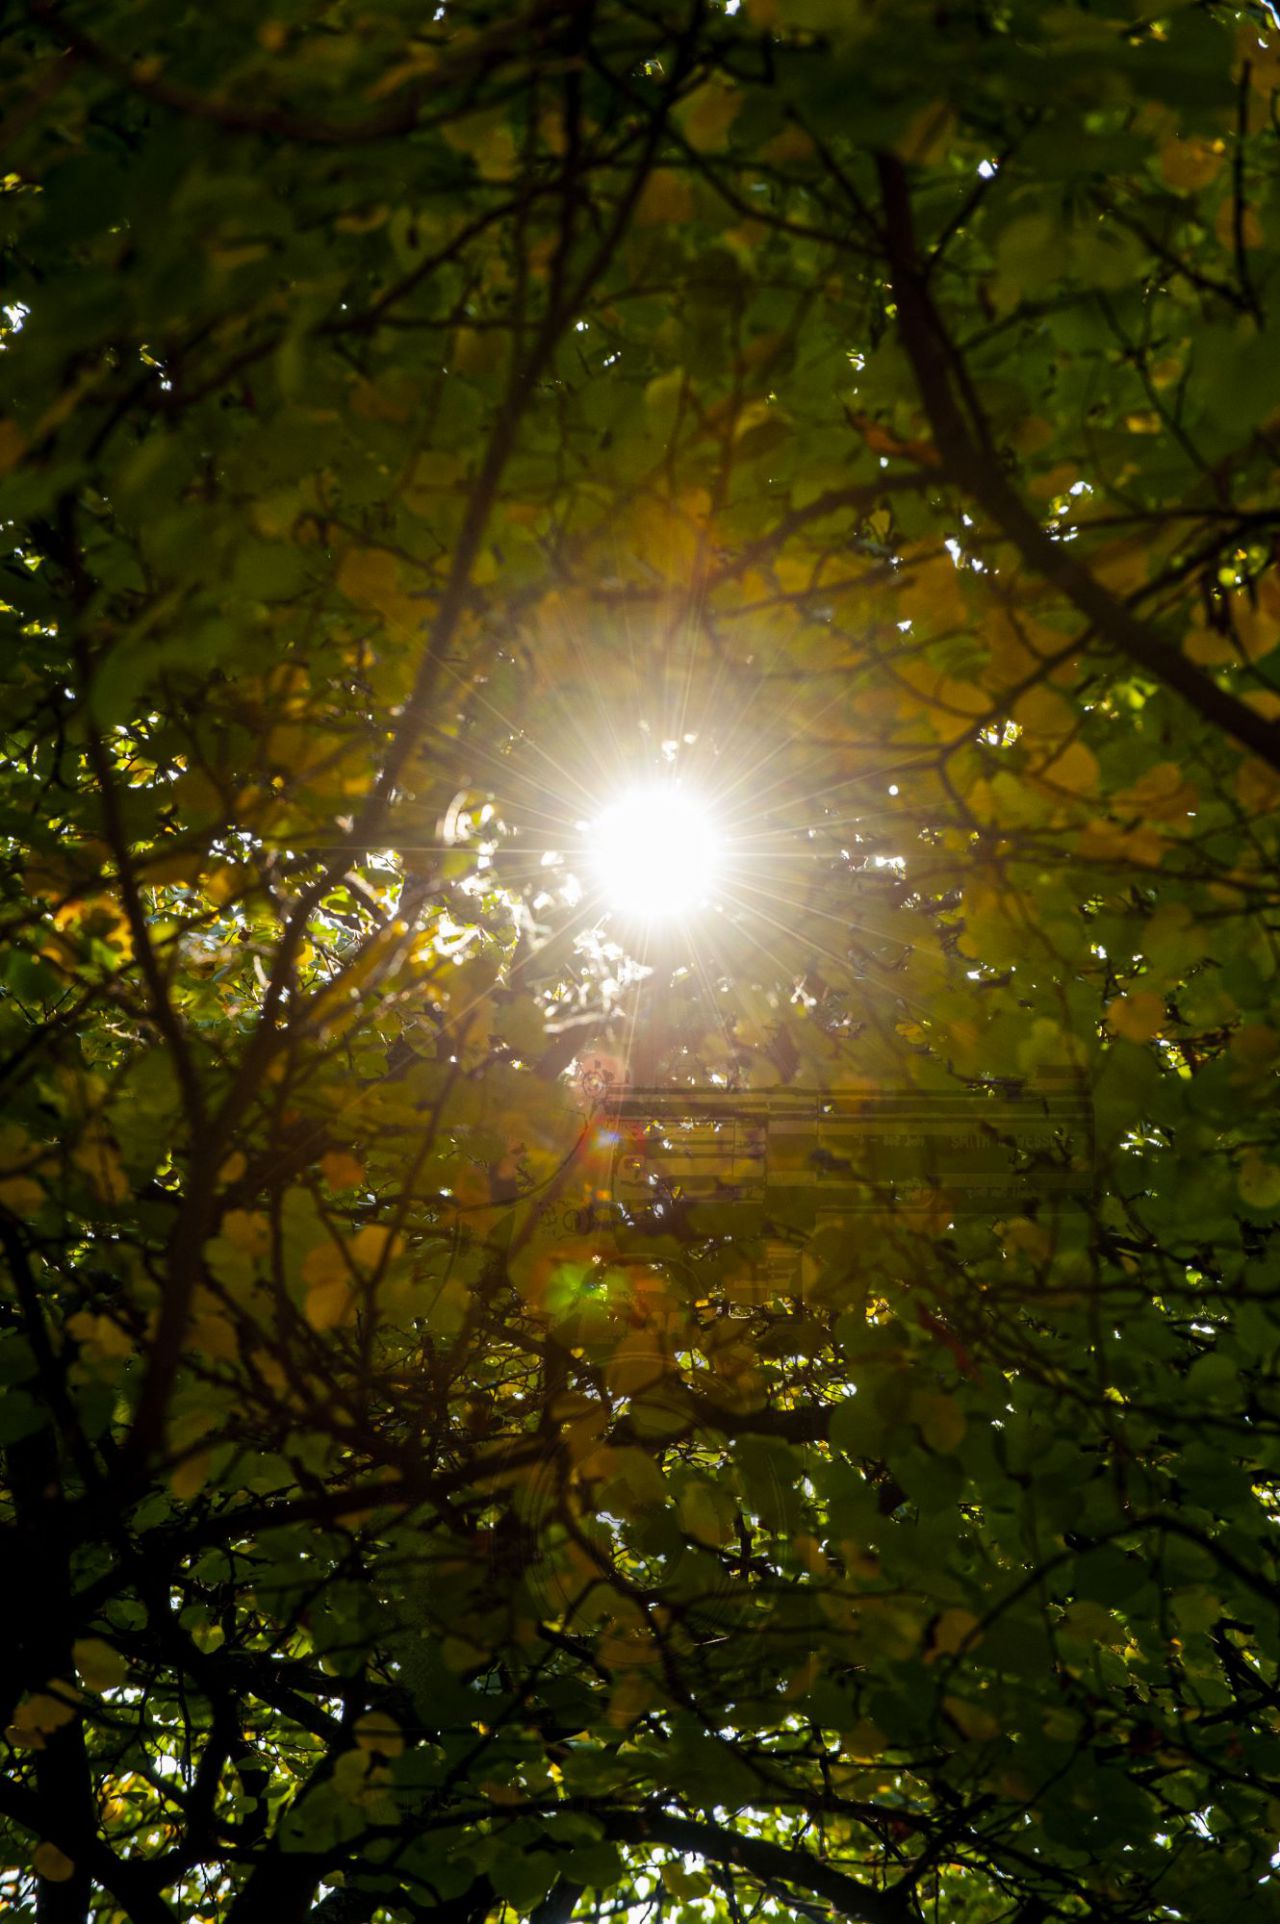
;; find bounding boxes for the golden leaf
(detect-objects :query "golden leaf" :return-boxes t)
[0,1175,44,1214]
[894,101,956,167]
[1215,196,1263,251]
[1040,739,1099,798]
[170,1451,212,1500]
[305,1275,358,1331]
[844,1717,887,1762]
[72,1131,129,1204]
[944,1696,1000,1741]
[301,1240,349,1290]
[1159,135,1225,193]
[354,1710,405,1756]
[634,169,695,227]
[321,1151,364,1190]
[928,1608,982,1659]
[34,1843,76,1884]
[221,1209,271,1258]
[1239,1154,1280,1211]
[74,1639,128,1694]
[910,1390,966,1454]
[678,79,740,149]
[337,546,401,611]
[351,1224,401,1270]
[761,124,814,164]
[0,418,27,474]
[14,1689,79,1736]
[1107,991,1165,1045]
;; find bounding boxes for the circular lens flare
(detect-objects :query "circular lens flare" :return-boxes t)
[587,785,720,921]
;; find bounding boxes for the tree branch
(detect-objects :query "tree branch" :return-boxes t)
[875,151,1280,774]
[603,1808,908,1924]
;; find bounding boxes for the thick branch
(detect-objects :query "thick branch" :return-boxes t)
[30,0,580,147]
[875,152,1280,775]
[0,1772,174,1924]
[603,1809,907,1924]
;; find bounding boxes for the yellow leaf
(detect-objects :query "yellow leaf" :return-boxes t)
[1240,23,1280,96]
[928,1607,981,1659]
[218,1151,247,1185]
[634,169,695,226]
[1004,1217,1052,1263]
[1233,600,1278,665]
[477,1777,524,1805]
[1215,195,1264,251]
[66,1311,133,1361]
[170,1451,212,1500]
[1107,991,1165,1045]
[1230,1024,1280,1071]
[1114,760,1197,822]
[1092,535,1151,595]
[5,1723,45,1751]
[1236,759,1280,817]
[606,1670,658,1727]
[792,1532,829,1575]
[1041,739,1099,797]
[783,1650,823,1699]
[1159,135,1225,193]
[1184,621,1236,666]
[761,124,814,164]
[34,1843,76,1884]
[844,1717,886,1762]
[301,1240,349,1290]
[332,1747,373,1803]
[678,79,740,149]
[14,1689,78,1736]
[337,546,400,611]
[0,418,27,475]
[894,549,968,634]
[1029,460,1080,501]
[1077,819,1167,868]
[205,863,243,907]
[1013,683,1075,739]
[910,1390,966,1454]
[440,112,517,181]
[1061,1599,1125,1648]
[451,326,501,377]
[676,1479,736,1546]
[894,101,955,167]
[74,1639,128,1693]
[944,1695,1000,1741]
[351,1223,401,1270]
[221,1209,271,1258]
[321,1151,364,1190]
[0,1175,44,1214]
[72,1132,129,1203]
[1238,1154,1280,1211]
[190,1309,240,1362]
[305,1275,358,1331]
[354,1710,405,1756]
[1011,414,1054,454]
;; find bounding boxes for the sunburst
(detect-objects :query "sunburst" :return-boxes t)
[583,781,723,923]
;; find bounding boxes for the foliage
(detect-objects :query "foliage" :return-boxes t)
[3,3,1280,1921]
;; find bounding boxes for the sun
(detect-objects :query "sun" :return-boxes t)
[586,783,721,922]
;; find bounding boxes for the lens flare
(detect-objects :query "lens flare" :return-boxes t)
[587,784,720,921]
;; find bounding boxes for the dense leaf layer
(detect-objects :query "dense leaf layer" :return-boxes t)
[3,4,1280,1923]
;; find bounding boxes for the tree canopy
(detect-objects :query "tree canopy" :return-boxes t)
[3,3,1280,1922]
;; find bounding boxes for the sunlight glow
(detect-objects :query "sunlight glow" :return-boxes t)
[587,784,720,922]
